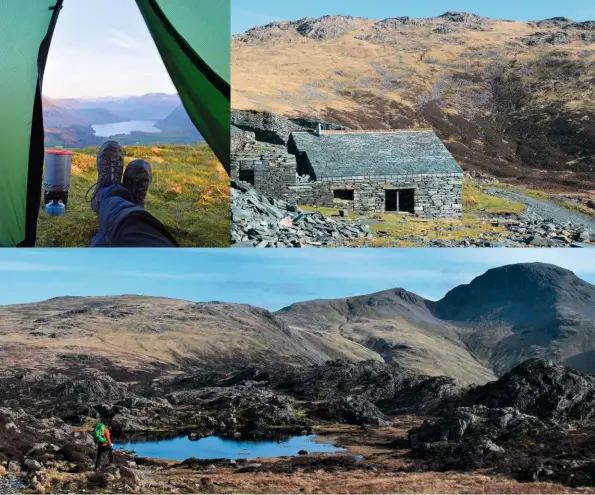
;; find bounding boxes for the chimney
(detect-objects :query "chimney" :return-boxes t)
[315,122,323,137]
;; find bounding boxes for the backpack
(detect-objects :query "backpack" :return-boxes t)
[93,422,107,444]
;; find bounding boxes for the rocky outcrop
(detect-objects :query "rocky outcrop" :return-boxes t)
[275,360,463,416]
[312,396,389,426]
[231,183,372,247]
[407,360,595,486]
[230,126,257,153]
[438,12,490,24]
[457,359,595,423]
[230,110,347,145]
[231,111,305,145]
[296,15,361,40]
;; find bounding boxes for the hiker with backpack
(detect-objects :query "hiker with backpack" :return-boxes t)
[93,418,114,471]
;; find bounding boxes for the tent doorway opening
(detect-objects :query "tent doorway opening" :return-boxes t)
[385,189,414,214]
[239,169,255,185]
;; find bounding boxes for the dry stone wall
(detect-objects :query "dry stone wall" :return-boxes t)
[231,152,297,202]
[232,154,463,219]
[291,173,463,218]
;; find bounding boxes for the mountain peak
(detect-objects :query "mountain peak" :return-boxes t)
[433,262,595,331]
[437,11,489,23]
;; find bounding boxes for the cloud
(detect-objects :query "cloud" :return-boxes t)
[216,280,317,298]
[104,270,212,280]
[0,262,74,272]
[438,249,595,275]
[108,29,141,50]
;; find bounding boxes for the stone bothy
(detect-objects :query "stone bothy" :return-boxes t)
[231,129,463,218]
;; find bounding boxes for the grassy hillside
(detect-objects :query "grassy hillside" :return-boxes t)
[36,144,229,247]
[232,15,595,193]
[0,296,380,377]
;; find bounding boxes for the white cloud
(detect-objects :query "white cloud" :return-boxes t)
[438,249,595,275]
[0,262,74,272]
[104,270,212,280]
[108,30,141,50]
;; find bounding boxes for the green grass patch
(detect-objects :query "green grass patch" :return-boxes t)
[464,180,526,216]
[36,143,229,247]
[563,201,595,219]
[299,180,524,247]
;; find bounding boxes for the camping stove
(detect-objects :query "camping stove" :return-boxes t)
[44,149,73,205]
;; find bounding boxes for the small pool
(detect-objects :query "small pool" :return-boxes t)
[114,434,344,461]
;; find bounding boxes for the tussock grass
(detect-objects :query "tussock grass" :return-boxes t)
[36,143,229,247]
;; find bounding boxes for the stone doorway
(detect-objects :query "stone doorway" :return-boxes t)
[239,169,255,185]
[385,189,414,214]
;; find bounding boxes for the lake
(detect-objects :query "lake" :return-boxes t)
[114,434,344,461]
[92,120,161,137]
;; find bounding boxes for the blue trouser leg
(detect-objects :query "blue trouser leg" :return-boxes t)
[90,185,177,247]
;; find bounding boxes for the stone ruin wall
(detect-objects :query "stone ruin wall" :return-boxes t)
[290,173,463,219]
[231,153,463,219]
[231,153,297,203]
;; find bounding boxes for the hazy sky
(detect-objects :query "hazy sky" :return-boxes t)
[1,249,594,310]
[44,0,176,98]
[232,0,595,33]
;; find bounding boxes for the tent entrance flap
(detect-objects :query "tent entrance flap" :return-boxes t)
[135,0,230,173]
[0,1,63,247]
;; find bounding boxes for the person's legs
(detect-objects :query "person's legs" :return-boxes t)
[89,143,178,247]
[90,184,177,247]
[96,445,108,471]
[108,445,113,466]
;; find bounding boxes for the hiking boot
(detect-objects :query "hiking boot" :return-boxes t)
[123,159,152,207]
[88,141,124,213]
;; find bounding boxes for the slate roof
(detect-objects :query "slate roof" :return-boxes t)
[289,129,463,180]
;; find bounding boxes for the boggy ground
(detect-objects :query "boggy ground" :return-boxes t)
[3,359,595,493]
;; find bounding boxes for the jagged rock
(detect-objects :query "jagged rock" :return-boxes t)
[111,413,143,434]
[22,459,42,472]
[231,110,348,145]
[438,12,489,24]
[275,360,462,416]
[231,125,257,153]
[313,396,389,426]
[409,405,552,446]
[295,15,360,40]
[118,466,146,486]
[230,186,372,247]
[524,31,573,46]
[457,359,595,423]
[231,110,305,145]
[52,369,128,403]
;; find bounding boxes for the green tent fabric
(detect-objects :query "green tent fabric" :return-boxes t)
[135,0,230,172]
[0,0,61,247]
[0,0,230,247]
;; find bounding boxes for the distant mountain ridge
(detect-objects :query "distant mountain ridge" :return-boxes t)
[43,93,181,127]
[42,93,202,147]
[1,263,594,384]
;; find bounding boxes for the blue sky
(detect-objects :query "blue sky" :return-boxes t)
[1,249,594,310]
[45,0,176,98]
[232,0,595,33]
